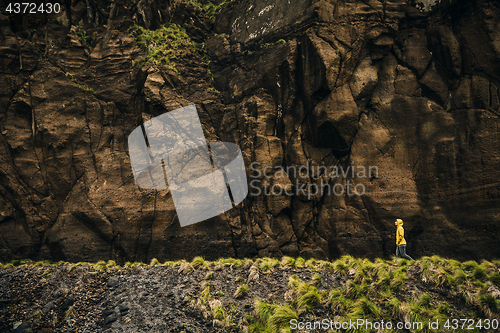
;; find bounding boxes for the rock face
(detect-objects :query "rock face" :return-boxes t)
[0,0,499,263]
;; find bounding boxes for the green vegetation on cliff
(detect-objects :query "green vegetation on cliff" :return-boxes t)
[185,0,234,22]
[128,23,203,73]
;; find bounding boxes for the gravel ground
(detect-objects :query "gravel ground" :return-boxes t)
[3,260,491,333]
[0,263,344,333]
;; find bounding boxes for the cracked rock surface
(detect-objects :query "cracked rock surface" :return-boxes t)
[0,0,500,263]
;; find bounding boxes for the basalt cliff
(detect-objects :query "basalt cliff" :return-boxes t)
[0,0,499,263]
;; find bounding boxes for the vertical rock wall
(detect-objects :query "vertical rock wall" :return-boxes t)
[0,0,499,262]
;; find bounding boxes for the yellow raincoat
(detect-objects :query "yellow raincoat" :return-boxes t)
[396,219,406,246]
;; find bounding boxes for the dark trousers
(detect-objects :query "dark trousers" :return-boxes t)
[396,244,413,260]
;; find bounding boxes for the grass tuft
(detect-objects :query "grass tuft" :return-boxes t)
[333,260,348,275]
[387,297,403,318]
[178,260,194,274]
[350,297,381,317]
[463,260,479,271]
[269,304,297,331]
[280,256,295,267]
[479,293,498,312]
[488,272,500,286]
[288,275,322,314]
[418,293,431,307]
[312,273,322,286]
[233,283,249,299]
[107,260,117,269]
[305,258,318,270]
[94,260,107,271]
[191,256,206,269]
[473,266,487,280]
[294,257,305,267]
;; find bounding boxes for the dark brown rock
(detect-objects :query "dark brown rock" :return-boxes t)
[0,0,499,263]
[419,61,450,104]
[428,25,462,77]
[394,28,432,77]
[395,65,421,96]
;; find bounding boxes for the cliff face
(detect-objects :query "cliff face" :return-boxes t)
[0,0,499,263]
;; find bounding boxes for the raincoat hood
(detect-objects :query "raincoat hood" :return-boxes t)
[396,219,403,226]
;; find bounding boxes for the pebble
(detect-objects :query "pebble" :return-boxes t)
[107,277,119,288]
[0,298,10,308]
[42,301,55,314]
[62,296,75,311]
[104,314,117,325]
[12,321,31,332]
[102,309,114,317]
[117,304,129,313]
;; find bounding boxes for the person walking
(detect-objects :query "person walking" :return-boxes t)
[395,219,413,260]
